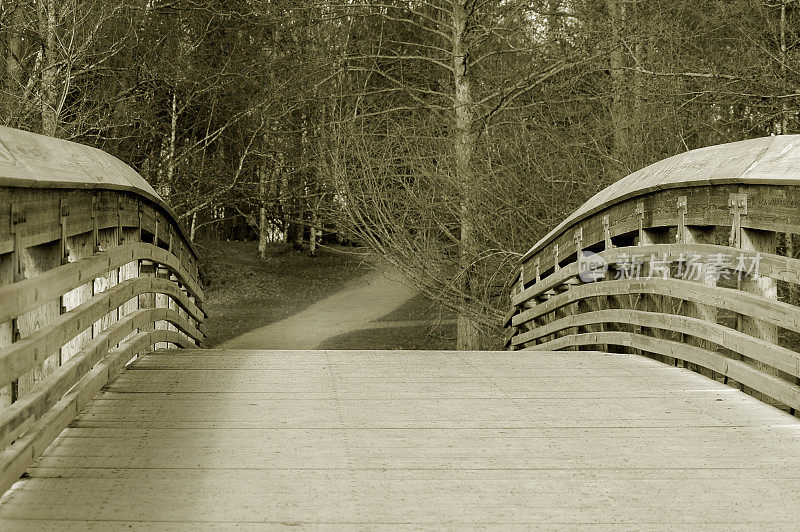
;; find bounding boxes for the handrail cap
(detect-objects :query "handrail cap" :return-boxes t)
[0,125,199,260]
[521,135,800,262]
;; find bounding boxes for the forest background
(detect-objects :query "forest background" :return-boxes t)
[1,0,797,348]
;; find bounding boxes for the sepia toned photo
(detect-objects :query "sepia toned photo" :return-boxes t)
[1,0,800,529]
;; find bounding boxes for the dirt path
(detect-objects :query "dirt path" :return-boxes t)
[218,267,418,349]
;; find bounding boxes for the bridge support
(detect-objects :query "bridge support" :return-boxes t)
[738,226,779,403]
[677,195,718,379]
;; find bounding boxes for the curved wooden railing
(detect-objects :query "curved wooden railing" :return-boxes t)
[0,126,205,493]
[506,135,800,413]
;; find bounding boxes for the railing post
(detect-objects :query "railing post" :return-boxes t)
[155,265,173,350]
[117,196,124,245]
[550,243,567,344]
[0,204,19,407]
[676,196,717,377]
[508,263,525,351]
[16,219,62,396]
[94,218,120,338]
[732,192,779,402]
[636,202,651,246]
[137,201,143,243]
[571,228,590,348]
[61,217,98,364]
[634,201,669,360]
[526,258,546,346]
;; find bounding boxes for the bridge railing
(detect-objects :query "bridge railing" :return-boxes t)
[505,136,800,413]
[0,127,205,493]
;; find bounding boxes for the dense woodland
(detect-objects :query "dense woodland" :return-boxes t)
[1,0,798,347]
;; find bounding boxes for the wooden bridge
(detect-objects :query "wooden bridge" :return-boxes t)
[2,127,800,528]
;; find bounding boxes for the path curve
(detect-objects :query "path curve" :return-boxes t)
[218,268,417,349]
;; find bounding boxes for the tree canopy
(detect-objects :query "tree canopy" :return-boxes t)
[2,0,798,347]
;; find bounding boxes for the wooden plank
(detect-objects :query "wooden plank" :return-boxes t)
[520,185,800,287]
[513,308,800,378]
[512,276,800,337]
[0,277,204,388]
[60,232,96,363]
[738,228,780,403]
[679,225,717,375]
[514,242,800,308]
[0,242,204,326]
[4,349,800,527]
[0,329,189,496]
[0,253,14,409]
[0,308,202,447]
[530,332,800,410]
[522,136,800,263]
[0,126,200,260]
[16,240,62,401]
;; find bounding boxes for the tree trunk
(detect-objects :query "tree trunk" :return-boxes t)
[4,2,22,120]
[309,225,317,256]
[190,212,197,242]
[163,90,178,199]
[293,210,304,251]
[37,0,58,136]
[546,0,562,52]
[781,0,789,134]
[258,161,269,259]
[452,2,481,350]
[606,0,628,177]
[280,167,291,244]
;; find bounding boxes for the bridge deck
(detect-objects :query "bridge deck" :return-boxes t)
[3,349,800,529]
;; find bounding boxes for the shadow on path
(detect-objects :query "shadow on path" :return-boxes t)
[218,268,427,349]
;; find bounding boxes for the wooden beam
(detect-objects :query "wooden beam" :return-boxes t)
[527,330,800,411]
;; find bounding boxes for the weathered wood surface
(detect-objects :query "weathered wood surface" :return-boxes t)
[499,139,800,416]
[0,125,197,256]
[522,135,800,262]
[0,330,191,496]
[514,242,800,304]
[0,308,201,449]
[0,242,203,325]
[3,349,800,529]
[0,127,205,500]
[519,184,800,280]
[514,308,800,377]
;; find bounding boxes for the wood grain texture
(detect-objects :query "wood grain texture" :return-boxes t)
[522,184,800,278]
[512,277,800,336]
[0,329,189,496]
[522,135,800,262]
[0,308,202,447]
[0,277,204,388]
[737,229,780,403]
[515,243,800,308]
[513,308,800,377]
[528,332,800,411]
[0,242,203,326]
[0,126,198,259]
[4,349,800,528]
